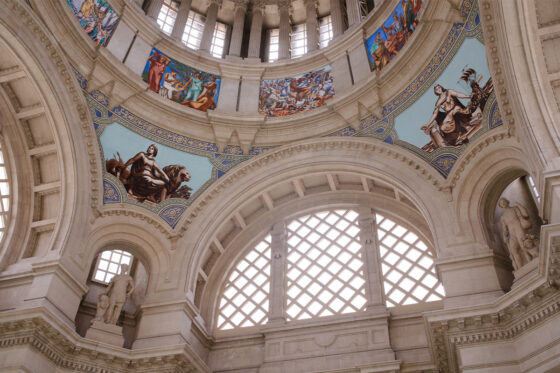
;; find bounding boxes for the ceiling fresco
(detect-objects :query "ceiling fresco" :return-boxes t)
[70,0,497,227]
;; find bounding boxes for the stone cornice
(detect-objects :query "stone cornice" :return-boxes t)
[0,309,210,372]
[425,226,560,372]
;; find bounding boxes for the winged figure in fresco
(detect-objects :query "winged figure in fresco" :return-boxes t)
[105,144,192,204]
[421,68,494,153]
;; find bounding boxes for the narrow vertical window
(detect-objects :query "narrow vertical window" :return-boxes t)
[290,23,307,58]
[319,15,333,48]
[157,0,179,36]
[182,11,206,50]
[210,21,228,58]
[527,175,541,204]
[267,28,280,62]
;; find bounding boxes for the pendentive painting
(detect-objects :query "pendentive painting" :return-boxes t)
[365,0,421,72]
[66,0,119,47]
[100,123,213,205]
[142,48,221,112]
[258,66,334,117]
[394,38,493,153]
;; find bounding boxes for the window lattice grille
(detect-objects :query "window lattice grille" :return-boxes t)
[93,249,133,284]
[286,210,367,321]
[157,0,179,36]
[217,235,271,330]
[0,145,9,242]
[182,11,206,50]
[376,214,445,307]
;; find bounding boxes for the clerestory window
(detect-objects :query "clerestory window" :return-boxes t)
[319,16,333,49]
[182,11,206,50]
[290,23,307,58]
[210,21,228,59]
[157,0,179,36]
[267,28,279,62]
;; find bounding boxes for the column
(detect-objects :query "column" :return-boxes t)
[305,0,318,52]
[247,0,265,59]
[329,0,344,37]
[146,0,165,20]
[345,0,361,27]
[357,208,386,310]
[228,0,248,57]
[170,0,193,41]
[278,0,291,60]
[199,0,221,52]
[268,222,287,324]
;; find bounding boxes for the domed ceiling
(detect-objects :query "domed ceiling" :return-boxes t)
[63,0,500,228]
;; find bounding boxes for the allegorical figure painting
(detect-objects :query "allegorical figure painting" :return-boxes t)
[258,66,334,117]
[142,48,221,112]
[420,67,493,152]
[66,0,119,47]
[106,144,192,204]
[366,0,421,72]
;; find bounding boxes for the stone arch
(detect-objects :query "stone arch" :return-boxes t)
[0,2,97,276]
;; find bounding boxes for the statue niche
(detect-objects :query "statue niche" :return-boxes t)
[92,263,135,325]
[85,263,135,347]
[497,198,539,270]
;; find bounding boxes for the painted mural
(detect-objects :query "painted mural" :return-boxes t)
[258,66,334,117]
[100,123,214,206]
[142,48,221,112]
[366,0,422,72]
[66,0,119,47]
[394,37,493,153]
[328,0,501,178]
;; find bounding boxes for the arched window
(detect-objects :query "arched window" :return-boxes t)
[0,143,10,243]
[215,208,444,332]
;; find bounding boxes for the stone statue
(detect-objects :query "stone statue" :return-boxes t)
[102,264,135,325]
[92,293,109,323]
[498,198,538,270]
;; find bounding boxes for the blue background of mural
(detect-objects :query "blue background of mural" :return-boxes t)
[100,123,214,196]
[394,37,491,148]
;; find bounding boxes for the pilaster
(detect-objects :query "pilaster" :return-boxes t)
[228,0,248,57]
[170,0,193,41]
[247,0,265,59]
[278,0,291,60]
[305,0,318,52]
[199,0,221,52]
